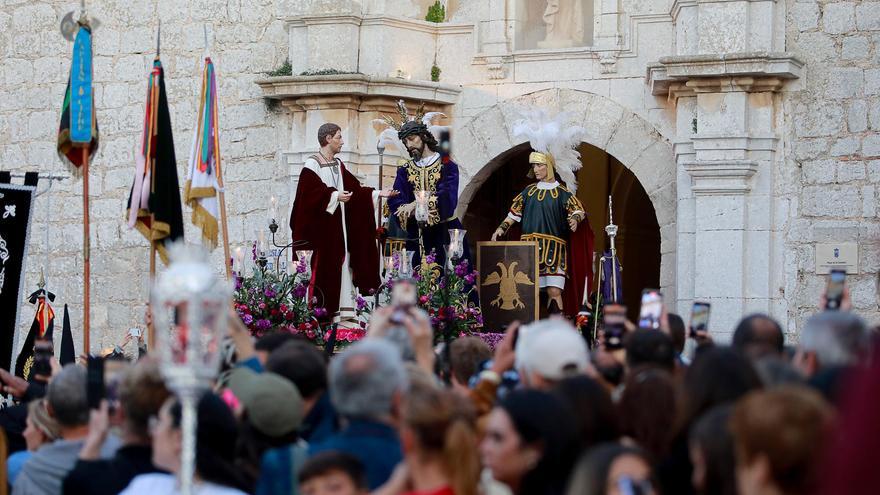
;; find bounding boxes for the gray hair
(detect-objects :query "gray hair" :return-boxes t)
[800,311,870,368]
[47,364,89,428]
[329,339,408,420]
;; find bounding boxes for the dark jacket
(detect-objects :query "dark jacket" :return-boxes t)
[298,393,338,445]
[308,418,402,490]
[62,445,163,495]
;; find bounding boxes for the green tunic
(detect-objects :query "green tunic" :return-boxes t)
[507,181,585,277]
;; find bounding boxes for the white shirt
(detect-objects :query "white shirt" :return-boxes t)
[120,473,247,495]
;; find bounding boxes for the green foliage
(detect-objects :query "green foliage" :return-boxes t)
[266,59,292,77]
[299,68,359,76]
[425,1,446,23]
[431,64,441,82]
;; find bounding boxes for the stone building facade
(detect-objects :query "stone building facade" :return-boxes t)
[1,0,877,352]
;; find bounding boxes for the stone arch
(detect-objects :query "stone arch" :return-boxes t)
[452,88,677,295]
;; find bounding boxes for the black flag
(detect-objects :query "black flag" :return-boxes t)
[126,58,184,263]
[0,174,38,373]
[60,304,75,366]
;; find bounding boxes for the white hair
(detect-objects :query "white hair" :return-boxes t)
[329,339,409,420]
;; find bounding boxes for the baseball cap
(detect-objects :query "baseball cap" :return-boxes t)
[518,320,589,380]
[227,368,304,437]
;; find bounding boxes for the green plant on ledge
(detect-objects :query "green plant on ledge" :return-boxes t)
[426,1,445,23]
[431,64,441,82]
[266,59,292,77]
[299,68,360,76]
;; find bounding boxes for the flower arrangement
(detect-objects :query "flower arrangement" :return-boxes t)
[358,251,483,344]
[233,263,318,338]
[232,249,364,349]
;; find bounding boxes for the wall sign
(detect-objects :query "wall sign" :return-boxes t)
[815,243,859,274]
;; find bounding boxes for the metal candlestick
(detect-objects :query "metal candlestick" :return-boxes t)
[606,196,619,303]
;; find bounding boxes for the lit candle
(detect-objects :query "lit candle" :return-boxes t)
[234,247,245,274]
[258,230,266,254]
[269,196,278,223]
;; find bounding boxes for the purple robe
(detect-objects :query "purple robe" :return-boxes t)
[388,155,470,268]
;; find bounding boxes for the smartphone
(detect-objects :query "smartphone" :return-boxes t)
[603,304,628,350]
[638,290,663,330]
[604,322,626,350]
[86,356,105,410]
[128,328,141,338]
[32,339,53,379]
[689,301,711,338]
[825,269,846,310]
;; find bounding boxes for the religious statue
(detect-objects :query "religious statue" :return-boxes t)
[539,0,585,48]
[384,103,472,270]
[491,109,594,315]
[289,123,397,322]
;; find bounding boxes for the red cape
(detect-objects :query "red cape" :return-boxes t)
[289,161,380,317]
[563,216,595,318]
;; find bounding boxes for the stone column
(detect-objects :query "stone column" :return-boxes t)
[651,0,802,339]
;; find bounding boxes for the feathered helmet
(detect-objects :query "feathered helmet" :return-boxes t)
[512,108,587,192]
[373,100,448,156]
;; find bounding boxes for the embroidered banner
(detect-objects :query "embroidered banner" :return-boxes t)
[477,241,540,331]
[0,176,37,372]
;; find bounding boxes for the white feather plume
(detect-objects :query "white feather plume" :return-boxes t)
[422,112,448,142]
[511,108,586,192]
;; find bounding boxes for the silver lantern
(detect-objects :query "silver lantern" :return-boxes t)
[151,243,231,495]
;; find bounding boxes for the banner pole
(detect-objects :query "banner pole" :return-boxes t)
[82,147,91,354]
[149,236,156,350]
[211,67,232,280]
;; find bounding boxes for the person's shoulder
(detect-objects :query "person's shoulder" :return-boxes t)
[119,473,176,494]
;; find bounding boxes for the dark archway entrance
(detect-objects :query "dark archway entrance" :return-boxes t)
[463,143,661,321]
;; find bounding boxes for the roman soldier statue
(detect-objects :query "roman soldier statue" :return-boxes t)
[491,109,594,315]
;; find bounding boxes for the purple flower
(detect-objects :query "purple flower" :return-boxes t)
[464,274,475,285]
[242,314,254,326]
[234,277,243,290]
[293,284,307,298]
[454,264,468,277]
[314,307,328,318]
[296,261,307,274]
[425,251,437,264]
[264,288,277,298]
[256,319,272,330]
[356,296,367,311]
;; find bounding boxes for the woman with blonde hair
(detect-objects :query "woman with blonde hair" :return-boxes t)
[376,385,481,495]
[7,399,60,485]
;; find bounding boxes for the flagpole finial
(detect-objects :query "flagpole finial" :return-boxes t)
[38,269,46,290]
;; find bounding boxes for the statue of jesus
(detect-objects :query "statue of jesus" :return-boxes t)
[538,0,585,49]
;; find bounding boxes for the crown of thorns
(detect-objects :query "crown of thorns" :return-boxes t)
[382,99,426,131]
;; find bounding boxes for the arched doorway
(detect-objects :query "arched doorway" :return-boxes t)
[463,143,661,320]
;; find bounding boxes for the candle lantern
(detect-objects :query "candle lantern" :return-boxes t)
[447,228,465,264]
[151,244,231,495]
[398,250,415,280]
[414,190,430,228]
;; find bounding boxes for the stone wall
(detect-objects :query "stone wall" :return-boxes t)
[784,0,880,332]
[0,0,290,355]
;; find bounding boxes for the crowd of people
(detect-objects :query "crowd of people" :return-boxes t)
[0,281,876,495]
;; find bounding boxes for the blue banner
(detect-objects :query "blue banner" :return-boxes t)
[70,26,93,144]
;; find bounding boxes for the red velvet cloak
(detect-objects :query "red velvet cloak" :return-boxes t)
[289,160,380,317]
[563,216,596,318]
